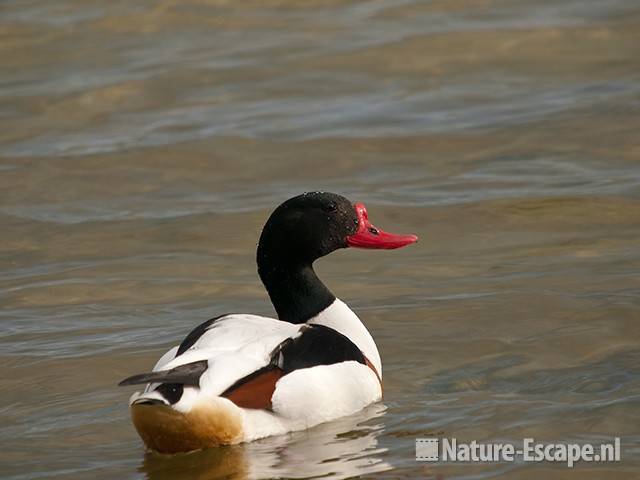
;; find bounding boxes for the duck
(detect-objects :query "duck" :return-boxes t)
[119,192,418,454]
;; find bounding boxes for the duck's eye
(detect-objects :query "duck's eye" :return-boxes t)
[322,202,337,213]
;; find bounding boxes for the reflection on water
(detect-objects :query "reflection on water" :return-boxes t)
[1,0,639,479]
[141,404,389,480]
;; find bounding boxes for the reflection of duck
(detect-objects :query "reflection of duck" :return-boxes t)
[141,444,247,480]
[120,192,417,454]
[140,404,390,480]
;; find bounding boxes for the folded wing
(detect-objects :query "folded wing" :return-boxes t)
[120,314,372,410]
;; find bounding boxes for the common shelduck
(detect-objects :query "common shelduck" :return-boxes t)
[119,192,418,453]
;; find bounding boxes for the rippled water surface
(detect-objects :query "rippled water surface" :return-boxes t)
[1,0,639,478]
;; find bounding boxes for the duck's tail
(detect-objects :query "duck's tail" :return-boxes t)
[129,397,244,453]
[119,360,244,453]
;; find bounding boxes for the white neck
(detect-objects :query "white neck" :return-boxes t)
[307,298,382,377]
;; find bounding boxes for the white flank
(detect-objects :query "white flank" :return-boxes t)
[128,302,383,443]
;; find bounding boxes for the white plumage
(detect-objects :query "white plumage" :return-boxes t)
[127,299,383,446]
[120,192,417,453]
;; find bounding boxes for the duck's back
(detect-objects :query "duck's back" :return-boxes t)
[123,309,382,453]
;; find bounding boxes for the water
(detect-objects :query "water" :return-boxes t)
[1,0,639,478]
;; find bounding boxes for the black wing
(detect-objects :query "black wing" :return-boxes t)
[118,360,208,386]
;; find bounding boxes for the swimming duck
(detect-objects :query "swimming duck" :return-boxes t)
[119,192,417,453]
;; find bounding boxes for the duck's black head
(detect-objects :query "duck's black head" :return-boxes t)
[258,192,358,266]
[257,191,417,323]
